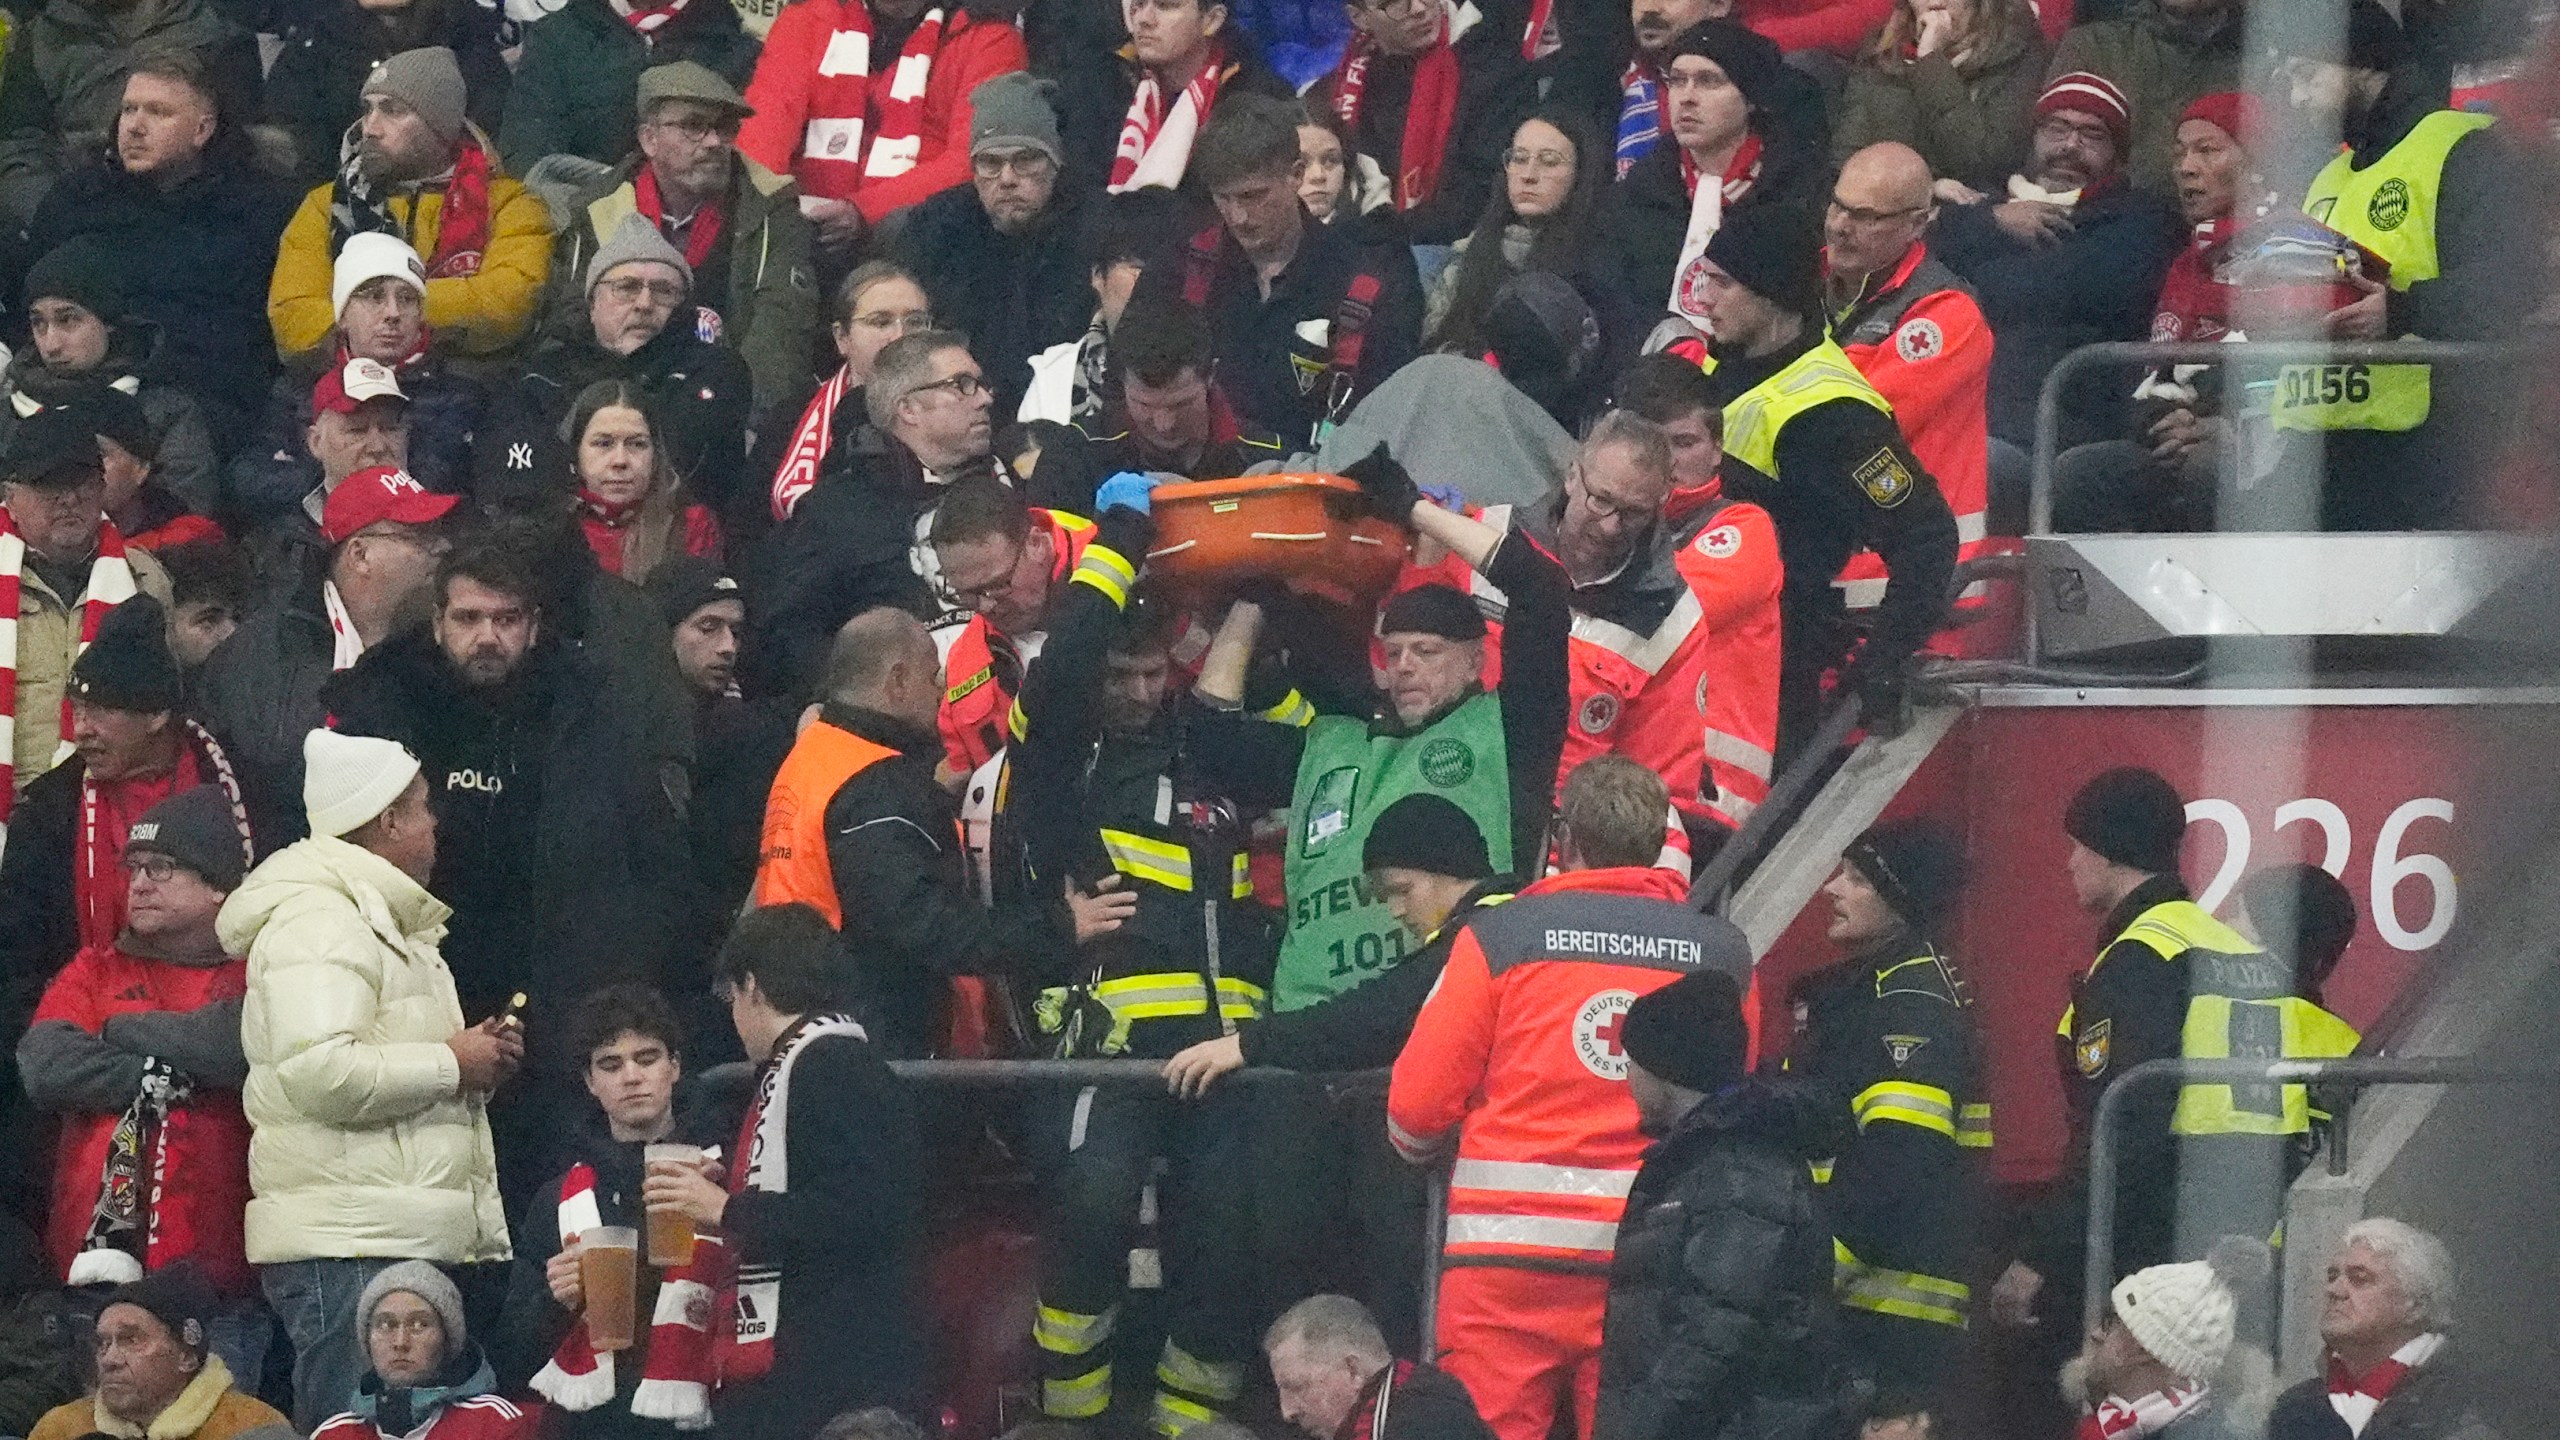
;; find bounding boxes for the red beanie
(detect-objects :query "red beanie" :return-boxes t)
[2038,71,2133,154]
[2179,91,2265,152]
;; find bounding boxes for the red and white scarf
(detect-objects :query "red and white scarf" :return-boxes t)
[1519,0,1558,60]
[1667,131,1764,325]
[2078,1385,2208,1440]
[711,1014,868,1391]
[613,0,695,31]
[794,0,949,202]
[2327,1333,2443,1435]
[1328,5,1461,212]
[530,1161,727,1431]
[1110,43,1225,193]
[0,512,136,825]
[76,720,249,951]
[770,365,852,520]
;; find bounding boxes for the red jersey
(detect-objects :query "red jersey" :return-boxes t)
[313,1393,544,1440]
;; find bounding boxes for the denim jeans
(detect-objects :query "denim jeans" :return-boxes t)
[260,1257,394,1433]
[205,1299,277,1408]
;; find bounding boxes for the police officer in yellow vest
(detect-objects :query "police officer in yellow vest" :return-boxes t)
[1689,203,1957,758]
[1988,768,2359,1335]
[2266,0,2527,530]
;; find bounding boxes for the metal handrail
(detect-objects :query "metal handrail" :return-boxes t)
[2025,339,2540,536]
[1687,694,1863,911]
[2079,1055,2560,1334]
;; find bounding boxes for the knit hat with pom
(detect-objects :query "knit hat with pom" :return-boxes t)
[2111,1237,2272,1383]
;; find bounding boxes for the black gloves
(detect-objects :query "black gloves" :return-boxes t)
[1340,443,1422,525]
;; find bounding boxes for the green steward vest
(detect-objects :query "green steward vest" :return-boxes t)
[1275,692,1511,1010]
[1719,338,1897,485]
[2277,109,2498,434]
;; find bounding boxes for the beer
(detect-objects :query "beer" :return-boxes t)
[644,1143,704,1266]
[580,1227,639,1351]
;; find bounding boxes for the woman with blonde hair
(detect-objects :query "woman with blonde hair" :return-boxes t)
[1832,0,2050,197]
[568,380,722,584]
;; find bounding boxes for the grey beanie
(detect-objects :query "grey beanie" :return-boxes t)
[968,72,1062,164]
[362,47,469,147]
[586,213,694,295]
[358,1261,467,1355]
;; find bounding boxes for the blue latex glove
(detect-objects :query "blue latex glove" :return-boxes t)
[1419,483,1466,512]
[1097,470,1168,515]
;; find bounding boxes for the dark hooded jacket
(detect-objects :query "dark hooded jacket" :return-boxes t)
[0,328,220,518]
[890,181,1099,419]
[229,347,487,528]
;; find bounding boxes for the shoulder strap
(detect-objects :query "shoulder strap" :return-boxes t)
[1322,270,1387,422]
[1182,225,1225,307]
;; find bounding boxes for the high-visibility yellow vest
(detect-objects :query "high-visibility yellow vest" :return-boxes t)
[1718,338,1897,479]
[2278,110,2499,434]
[2064,900,2363,1137]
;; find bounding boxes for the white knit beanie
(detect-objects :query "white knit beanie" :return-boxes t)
[2112,1255,2240,1383]
[333,233,429,321]
[303,729,422,839]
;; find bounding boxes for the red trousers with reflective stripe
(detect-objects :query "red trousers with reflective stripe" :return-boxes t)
[1436,1267,1608,1440]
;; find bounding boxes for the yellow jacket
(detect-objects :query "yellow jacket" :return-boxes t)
[268,159,555,359]
[28,1354,291,1440]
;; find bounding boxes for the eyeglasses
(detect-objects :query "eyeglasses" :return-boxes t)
[600,275,686,305]
[945,545,1030,608]
[368,1314,442,1339]
[1569,468,1649,524]
[648,113,740,142]
[125,855,183,882]
[913,371,986,401]
[1503,147,1573,170]
[2034,115,2114,150]
[1826,196,1929,227]
[972,150,1053,179]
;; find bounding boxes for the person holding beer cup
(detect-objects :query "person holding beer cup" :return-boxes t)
[500,985,735,1436]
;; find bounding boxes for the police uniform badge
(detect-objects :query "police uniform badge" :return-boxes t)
[2075,1017,2112,1077]
[1883,1034,1929,1067]
[1853,447,1915,508]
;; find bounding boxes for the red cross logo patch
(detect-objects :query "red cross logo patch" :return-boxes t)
[1573,989,1640,1079]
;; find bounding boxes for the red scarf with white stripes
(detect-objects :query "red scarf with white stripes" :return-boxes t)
[2077,1385,2207,1440]
[1109,45,1225,193]
[1327,12,1460,212]
[2326,1333,2443,1434]
[0,512,136,824]
[530,1161,729,1430]
[793,0,949,202]
[769,364,852,520]
[615,0,695,32]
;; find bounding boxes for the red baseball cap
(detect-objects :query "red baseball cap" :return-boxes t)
[311,357,408,416]
[322,466,457,545]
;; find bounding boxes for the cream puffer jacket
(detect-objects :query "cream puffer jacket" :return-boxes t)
[218,835,510,1265]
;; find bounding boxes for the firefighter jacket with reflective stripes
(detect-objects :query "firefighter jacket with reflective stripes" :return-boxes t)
[1787,939,1988,1337]
[1390,498,1783,834]
[754,718,901,925]
[2283,109,2498,434]
[1832,243,1995,622]
[1388,865,1753,1270]
[1706,330,1957,679]
[936,509,1096,775]
[997,511,1277,1059]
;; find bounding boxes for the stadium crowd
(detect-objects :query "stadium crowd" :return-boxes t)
[0,0,2539,1433]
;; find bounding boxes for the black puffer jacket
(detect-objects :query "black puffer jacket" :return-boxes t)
[0,331,220,518]
[264,0,511,185]
[1592,1082,1860,1440]
[189,574,332,850]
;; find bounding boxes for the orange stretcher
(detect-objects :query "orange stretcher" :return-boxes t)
[1144,473,1411,608]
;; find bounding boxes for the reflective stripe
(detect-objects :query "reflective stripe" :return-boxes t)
[1035,1303,1117,1354]
[1156,1341,1245,1400]
[1450,1158,1638,1199]
[1707,791,1758,827]
[1838,575,1988,609]
[1215,976,1266,1021]
[1150,1392,1219,1436]
[1444,1213,1620,1252]
[1570,588,1704,676]
[1954,511,1988,544]
[1072,544,1137,605]
[1101,828,1194,890]
[1703,728,1776,781]
[1093,974,1214,1020]
[1854,1080,1957,1137]
[1045,1364,1113,1418]
[1256,689,1316,728]
[1809,1158,1835,1185]
[1834,1239,1969,1328]
[1386,1115,1438,1161]
[1230,851,1252,899]
[1008,696,1030,742]
[1957,1102,1994,1148]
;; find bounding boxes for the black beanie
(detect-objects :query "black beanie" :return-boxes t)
[1843,817,1967,932]
[24,237,127,326]
[104,1263,217,1355]
[2064,766,2187,875]
[1620,968,1748,1094]
[1361,793,1494,879]
[69,596,180,714]
[126,785,250,894]
[2237,862,2359,993]
[1702,202,1825,320]
[1665,19,1783,114]
[642,553,742,629]
[1379,583,1486,641]
[58,383,157,464]
[2263,0,2406,74]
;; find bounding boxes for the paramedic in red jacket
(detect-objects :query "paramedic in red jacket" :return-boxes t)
[16,787,258,1369]
[926,475,1097,776]
[1825,143,1995,640]
[1388,755,1754,1440]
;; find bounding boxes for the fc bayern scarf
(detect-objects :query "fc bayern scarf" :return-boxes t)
[794,0,949,202]
[612,0,695,31]
[1615,60,1662,179]
[2077,1385,2208,1440]
[0,513,136,824]
[1668,131,1764,324]
[769,364,852,520]
[530,1160,728,1431]
[1328,8,1460,212]
[2327,1333,2444,1435]
[1109,43,1225,193]
[80,1055,190,1271]
[329,129,499,281]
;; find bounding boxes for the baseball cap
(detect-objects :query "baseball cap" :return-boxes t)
[2,405,108,488]
[322,466,458,545]
[311,357,409,416]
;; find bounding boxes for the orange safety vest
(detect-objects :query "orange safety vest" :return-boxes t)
[753,719,901,926]
[937,509,1096,774]
[1388,866,1751,1268]
[1832,244,1999,646]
